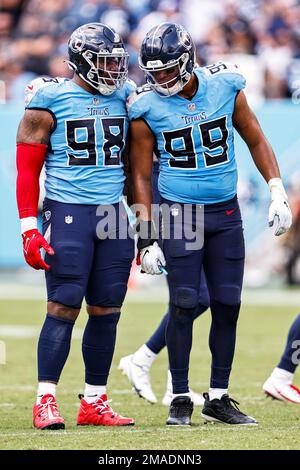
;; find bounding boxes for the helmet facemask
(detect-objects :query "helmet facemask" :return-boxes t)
[140,52,192,97]
[79,48,129,95]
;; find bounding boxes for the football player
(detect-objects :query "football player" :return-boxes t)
[16,23,135,429]
[263,313,300,403]
[128,22,292,425]
[119,159,210,406]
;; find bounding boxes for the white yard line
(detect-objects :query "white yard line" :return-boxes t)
[0,325,83,339]
[0,283,299,306]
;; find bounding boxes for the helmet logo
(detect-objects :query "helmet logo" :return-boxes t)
[69,32,86,53]
[178,28,192,49]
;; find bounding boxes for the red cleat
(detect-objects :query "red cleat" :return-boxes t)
[33,394,65,430]
[77,394,135,426]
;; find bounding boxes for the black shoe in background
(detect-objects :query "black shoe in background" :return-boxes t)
[166,396,194,425]
[201,393,257,425]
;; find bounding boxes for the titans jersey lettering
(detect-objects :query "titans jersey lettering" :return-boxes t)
[127,62,246,204]
[25,76,135,204]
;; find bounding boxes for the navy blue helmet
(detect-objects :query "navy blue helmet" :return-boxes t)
[67,23,129,95]
[139,23,195,97]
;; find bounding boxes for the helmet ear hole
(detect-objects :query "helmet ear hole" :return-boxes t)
[65,60,77,72]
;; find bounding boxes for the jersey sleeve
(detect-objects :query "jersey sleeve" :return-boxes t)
[24,77,64,110]
[204,62,246,92]
[126,86,152,121]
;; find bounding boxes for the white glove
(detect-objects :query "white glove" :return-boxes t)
[140,242,166,275]
[268,178,292,236]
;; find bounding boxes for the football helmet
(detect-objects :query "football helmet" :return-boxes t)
[67,23,129,95]
[139,22,195,97]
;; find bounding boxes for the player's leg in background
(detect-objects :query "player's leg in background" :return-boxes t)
[147,270,210,357]
[201,197,256,424]
[263,313,300,403]
[77,201,135,426]
[34,199,94,430]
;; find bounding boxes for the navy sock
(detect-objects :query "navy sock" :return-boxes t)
[209,300,240,389]
[82,313,120,385]
[38,313,75,383]
[278,313,300,373]
[166,303,196,394]
[146,312,169,354]
[146,303,208,355]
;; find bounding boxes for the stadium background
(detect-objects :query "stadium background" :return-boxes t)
[1,0,300,451]
[1,0,300,286]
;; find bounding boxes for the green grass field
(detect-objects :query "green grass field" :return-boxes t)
[0,297,300,450]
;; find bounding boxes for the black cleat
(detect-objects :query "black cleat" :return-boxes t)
[41,422,65,430]
[166,396,194,426]
[201,393,257,425]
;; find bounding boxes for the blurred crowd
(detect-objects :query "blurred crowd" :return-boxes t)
[1,0,300,102]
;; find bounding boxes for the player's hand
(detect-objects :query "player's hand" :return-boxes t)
[22,229,54,270]
[137,242,166,275]
[268,178,292,236]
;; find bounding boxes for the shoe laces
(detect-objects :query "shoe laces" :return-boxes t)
[222,395,246,416]
[38,396,59,419]
[93,397,115,416]
[171,398,192,417]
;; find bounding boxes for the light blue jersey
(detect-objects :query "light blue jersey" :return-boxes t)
[127,62,246,204]
[25,76,135,204]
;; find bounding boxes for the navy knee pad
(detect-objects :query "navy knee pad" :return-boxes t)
[106,282,128,307]
[87,282,128,308]
[169,302,197,325]
[172,287,199,309]
[210,298,241,325]
[211,284,242,306]
[53,284,84,308]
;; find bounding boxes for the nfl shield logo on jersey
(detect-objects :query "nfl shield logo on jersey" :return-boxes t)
[92,97,100,105]
[44,210,51,221]
[188,103,196,112]
[65,215,73,224]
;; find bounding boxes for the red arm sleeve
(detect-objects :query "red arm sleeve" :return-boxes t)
[16,142,47,218]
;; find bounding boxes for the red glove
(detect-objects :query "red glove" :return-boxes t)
[22,229,54,271]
